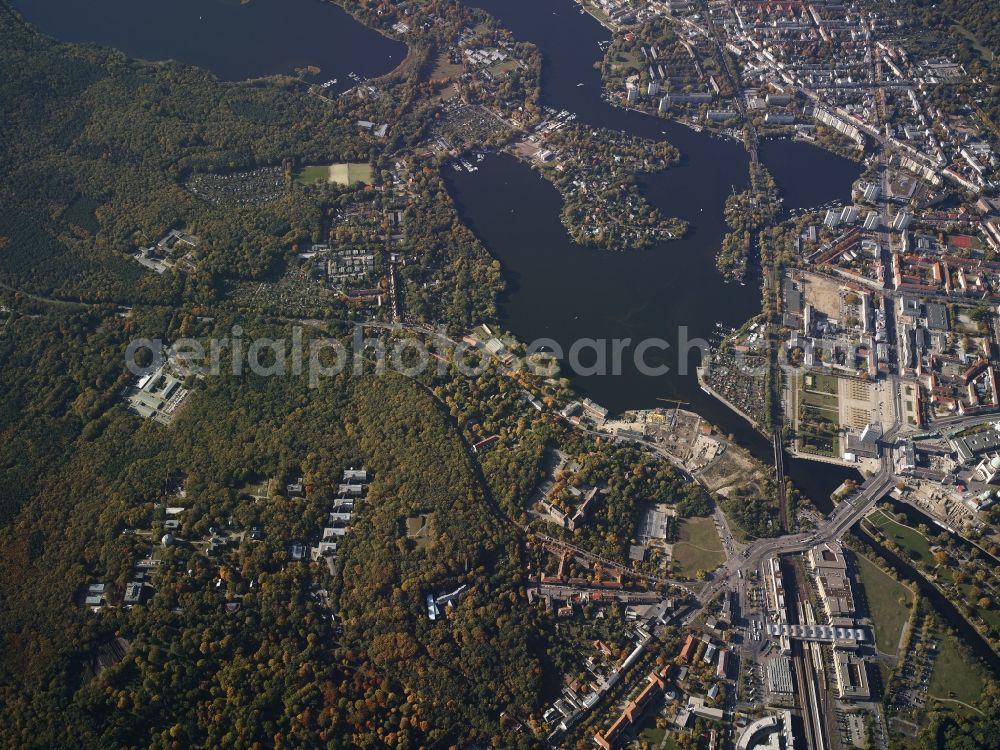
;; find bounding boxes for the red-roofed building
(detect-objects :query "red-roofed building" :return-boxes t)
[679,633,696,662]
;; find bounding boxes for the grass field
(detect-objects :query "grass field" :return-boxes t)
[430,52,465,80]
[855,554,913,656]
[866,509,933,565]
[637,724,666,746]
[295,162,372,186]
[488,60,519,77]
[295,165,330,184]
[331,163,372,185]
[809,372,840,395]
[953,23,995,62]
[797,372,840,456]
[673,516,725,577]
[928,635,984,705]
[866,512,1000,633]
[636,724,682,750]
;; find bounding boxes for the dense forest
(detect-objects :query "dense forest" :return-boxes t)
[0,6,353,298]
[0,314,543,747]
[0,3,510,325]
[5,0,1000,747]
[0,1,545,744]
[0,301,714,746]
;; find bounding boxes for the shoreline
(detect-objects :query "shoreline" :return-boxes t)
[326,0,416,83]
[696,365,764,434]
[570,0,870,171]
[573,0,617,34]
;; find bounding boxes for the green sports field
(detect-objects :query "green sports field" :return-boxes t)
[295,162,373,186]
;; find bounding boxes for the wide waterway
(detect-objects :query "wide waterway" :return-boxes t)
[454,0,863,504]
[13,0,862,505]
[458,0,1000,668]
[11,0,405,91]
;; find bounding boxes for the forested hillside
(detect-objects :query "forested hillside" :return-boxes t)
[0,1,549,743]
[0,2,508,325]
[0,334,542,747]
[0,5,355,299]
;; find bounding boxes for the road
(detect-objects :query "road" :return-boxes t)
[0,281,96,310]
[922,410,1000,432]
[692,440,896,612]
[388,321,1000,622]
[698,0,758,163]
[792,83,938,172]
[714,503,745,560]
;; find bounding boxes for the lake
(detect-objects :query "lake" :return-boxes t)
[446,153,856,506]
[11,0,405,91]
[452,0,863,502]
[13,0,862,504]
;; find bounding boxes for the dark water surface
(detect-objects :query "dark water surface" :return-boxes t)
[12,0,405,91]
[471,0,1000,666]
[14,0,861,504]
[453,0,862,502]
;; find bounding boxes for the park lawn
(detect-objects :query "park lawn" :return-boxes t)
[866,510,933,566]
[799,372,839,412]
[928,635,984,705]
[798,425,839,457]
[811,372,840,395]
[855,554,913,656]
[637,723,666,746]
[796,373,840,457]
[430,52,465,80]
[799,402,839,451]
[950,576,1000,633]
[607,42,644,76]
[800,388,839,412]
[634,724,681,750]
[673,516,726,577]
[865,514,1000,633]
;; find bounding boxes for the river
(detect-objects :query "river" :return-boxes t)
[450,0,863,504]
[11,0,405,92]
